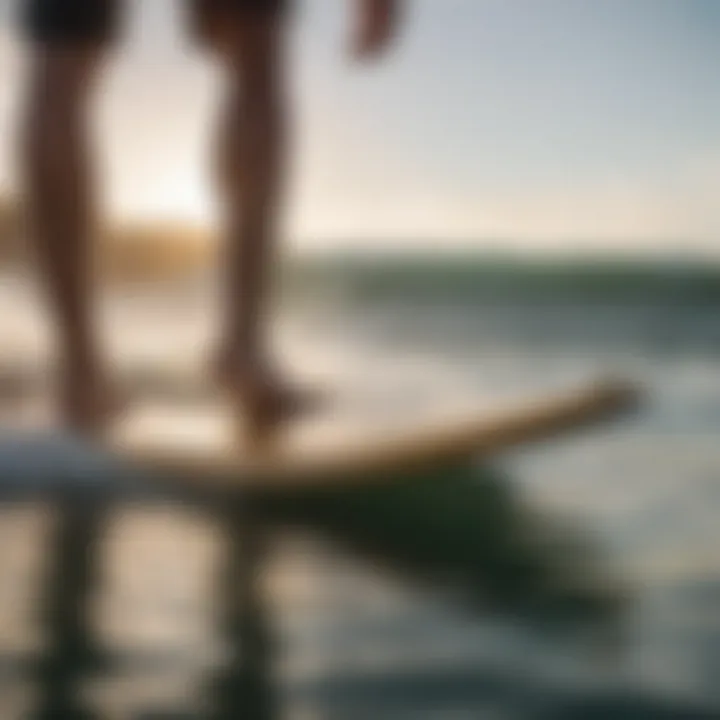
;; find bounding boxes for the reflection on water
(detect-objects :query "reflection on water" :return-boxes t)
[0,491,718,719]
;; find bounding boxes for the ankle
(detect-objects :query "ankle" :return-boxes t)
[60,353,104,380]
[217,340,267,368]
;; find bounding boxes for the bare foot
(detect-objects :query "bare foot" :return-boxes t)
[212,351,325,445]
[58,369,126,439]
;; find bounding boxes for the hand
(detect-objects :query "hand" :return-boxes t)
[351,0,402,61]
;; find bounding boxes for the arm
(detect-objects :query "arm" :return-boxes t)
[351,0,404,60]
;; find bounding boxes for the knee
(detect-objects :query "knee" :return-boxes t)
[212,23,287,117]
[23,49,101,136]
[226,62,285,121]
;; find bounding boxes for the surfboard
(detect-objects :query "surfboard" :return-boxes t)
[109,378,639,491]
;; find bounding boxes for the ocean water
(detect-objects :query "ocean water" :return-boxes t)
[1,255,720,718]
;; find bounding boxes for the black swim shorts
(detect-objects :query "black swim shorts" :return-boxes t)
[22,0,287,45]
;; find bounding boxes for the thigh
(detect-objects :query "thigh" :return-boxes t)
[21,0,122,46]
[189,0,289,46]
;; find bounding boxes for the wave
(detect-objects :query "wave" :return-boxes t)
[280,253,720,310]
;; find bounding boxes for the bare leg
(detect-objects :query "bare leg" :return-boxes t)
[206,15,320,439]
[20,46,119,435]
[215,17,285,370]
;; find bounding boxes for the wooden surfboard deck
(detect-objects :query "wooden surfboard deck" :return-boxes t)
[109,378,640,490]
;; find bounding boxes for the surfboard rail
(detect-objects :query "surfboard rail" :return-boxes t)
[111,378,640,490]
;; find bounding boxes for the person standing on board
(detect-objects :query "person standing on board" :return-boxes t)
[17,0,403,436]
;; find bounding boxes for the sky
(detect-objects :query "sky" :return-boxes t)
[0,0,719,254]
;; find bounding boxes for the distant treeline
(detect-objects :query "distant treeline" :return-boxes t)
[0,195,213,282]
